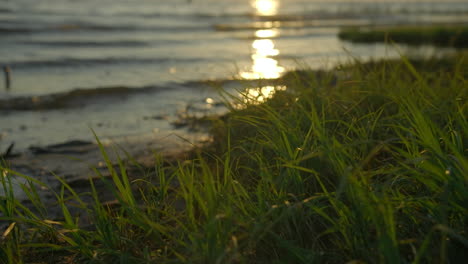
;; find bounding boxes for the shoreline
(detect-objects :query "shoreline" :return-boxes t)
[3,49,465,183]
[0,53,466,262]
[3,47,465,177]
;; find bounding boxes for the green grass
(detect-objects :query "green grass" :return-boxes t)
[339,25,468,48]
[1,53,467,263]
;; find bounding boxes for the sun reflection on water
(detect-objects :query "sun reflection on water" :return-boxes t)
[241,1,284,80]
[253,0,279,16]
[239,0,286,106]
[255,29,278,38]
[240,37,284,80]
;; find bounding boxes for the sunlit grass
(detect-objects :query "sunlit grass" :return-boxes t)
[1,53,467,263]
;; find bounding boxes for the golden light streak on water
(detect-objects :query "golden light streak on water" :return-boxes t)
[255,29,279,38]
[253,39,279,56]
[238,0,286,106]
[240,34,284,79]
[241,2,283,80]
[253,0,279,16]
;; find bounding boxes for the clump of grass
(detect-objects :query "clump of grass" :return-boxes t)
[339,25,468,48]
[1,53,467,263]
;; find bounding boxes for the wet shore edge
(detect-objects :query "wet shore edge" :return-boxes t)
[1,51,463,182]
[0,70,313,212]
[0,50,466,262]
[1,51,466,221]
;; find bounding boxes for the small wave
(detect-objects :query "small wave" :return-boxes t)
[23,40,151,48]
[0,8,11,14]
[0,86,160,111]
[0,22,209,35]
[0,77,276,111]
[251,13,365,22]
[215,19,371,32]
[67,23,208,33]
[0,27,33,34]
[50,22,207,33]
[5,57,206,70]
[239,28,337,40]
[121,11,251,20]
[7,8,251,20]
[192,12,251,19]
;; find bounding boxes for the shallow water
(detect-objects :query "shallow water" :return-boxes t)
[1,0,467,151]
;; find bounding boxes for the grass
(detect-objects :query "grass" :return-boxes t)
[338,25,468,48]
[1,52,467,263]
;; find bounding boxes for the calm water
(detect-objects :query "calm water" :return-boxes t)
[1,0,467,150]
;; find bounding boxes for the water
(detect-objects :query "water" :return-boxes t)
[1,0,467,151]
